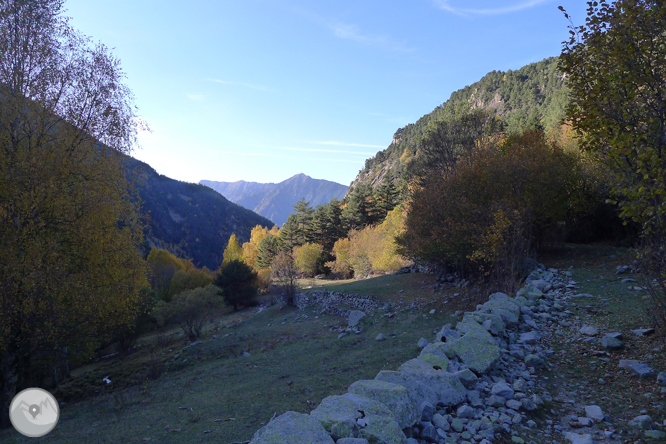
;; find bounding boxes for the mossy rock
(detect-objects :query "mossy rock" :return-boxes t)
[311,394,406,444]
[250,411,334,444]
[348,380,418,429]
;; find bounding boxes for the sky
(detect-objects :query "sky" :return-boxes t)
[64,0,588,187]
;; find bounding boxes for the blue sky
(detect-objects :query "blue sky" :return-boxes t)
[64,0,588,186]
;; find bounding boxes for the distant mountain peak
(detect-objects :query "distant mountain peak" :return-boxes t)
[200,174,347,226]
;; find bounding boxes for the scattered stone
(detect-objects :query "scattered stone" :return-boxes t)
[249,411,334,444]
[600,335,624,350]
[456,405,475,419]
[619,359,640,369]
[491,382,515,399]
[375,334,386,341]
[627,363,658,378]
[563,432,594,444]
[417,338,429,349]
[579,325,598,336]
[631,328,655,337]
[585,405,604,423]
[420,423,438,443]
[518,331,541,344]
[506,399,522,410]
[432,413,450,431]
[615,265,631,274]
[628,415,653,430]
[525,354,546,369]
[578,417,592,427]
[657,372,666,386]
[347,310,366,328]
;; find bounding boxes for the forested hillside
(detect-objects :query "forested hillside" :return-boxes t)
[349,57,568,194]
[124,157,273,270]
[201,173,348,226]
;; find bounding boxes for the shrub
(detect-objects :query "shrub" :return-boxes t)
[153,285,224,340]
[328,207,410,278]
[293,243,324,277]
[398,129,606,290]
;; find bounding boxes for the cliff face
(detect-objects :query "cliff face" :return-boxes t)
[346,57,568,197]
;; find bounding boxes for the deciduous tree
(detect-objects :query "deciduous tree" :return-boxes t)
[0,0,147,427]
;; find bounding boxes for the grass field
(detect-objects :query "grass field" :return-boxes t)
[0,272,463,444]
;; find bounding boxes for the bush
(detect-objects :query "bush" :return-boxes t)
[214,259,258,311]
[398,129,606,290]
[328,207,410,278]
[293,243,324,277]
[153,285,224,340]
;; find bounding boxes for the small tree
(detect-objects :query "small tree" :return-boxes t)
[293,242,324,277]
[153,285,224,340]
[221,234,244,267]
[271,252,299,306]
[214,259,258,311]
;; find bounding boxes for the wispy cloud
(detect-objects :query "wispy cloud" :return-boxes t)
[309,140,385,149]
[204,78,278,92]
[187,94,206,102]
[327,22,415,52]
[433,0,549,16]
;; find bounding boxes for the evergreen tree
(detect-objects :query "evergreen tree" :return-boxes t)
[374,181,400,221]
[293,198,315,245]
[279,214,299,253]
[256,234,282,269]
[214,260,258,311]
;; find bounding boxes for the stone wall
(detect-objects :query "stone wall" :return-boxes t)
[248,267,565,444]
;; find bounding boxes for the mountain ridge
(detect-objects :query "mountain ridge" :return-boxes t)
[122,156,273,270]
[347,56,568,195]
[200,173,347,226]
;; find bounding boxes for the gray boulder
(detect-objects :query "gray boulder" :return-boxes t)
[627,363,658,378]
[628,414,653,430]
[518,331,541,344]
[579,325,598,336]
[491,382,514,399]
[347,310,366,327]
[445,319,500,374]
[436,325,461,342]
[337,439,369,444]
[482,293,520,325]
[600,335,624,350]
[310,393,405,444]
[348,380,418,429]
[585,405,604,423]
[525,354,546,369]
[417,337,430,348]
[249,411,334,444]
[563,432,594,444]
[396,359,468,406]
[375,370,438,409]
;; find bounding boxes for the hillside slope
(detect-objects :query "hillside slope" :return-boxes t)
[124,157,273,270]
[349,56,568,194]
[201,173,348,226]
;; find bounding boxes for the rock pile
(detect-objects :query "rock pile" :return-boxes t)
[295,290,382,316]
[249,266,665,444]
